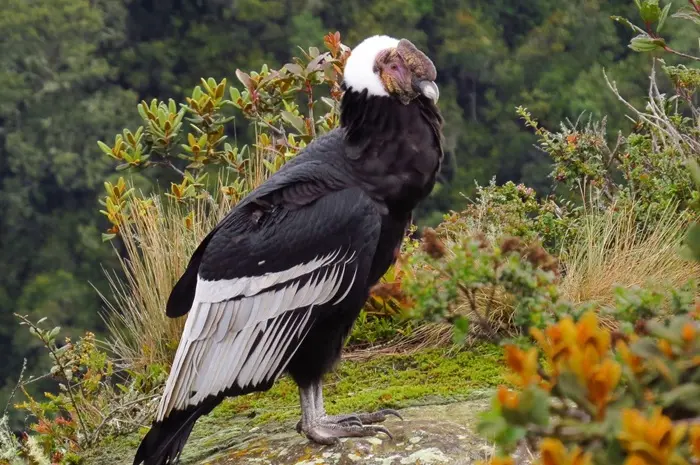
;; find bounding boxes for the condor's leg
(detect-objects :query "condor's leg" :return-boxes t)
[297,380,402,445]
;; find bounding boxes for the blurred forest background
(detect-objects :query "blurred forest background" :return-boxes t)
[0,0,694,418]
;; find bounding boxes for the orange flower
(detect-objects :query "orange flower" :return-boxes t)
[533,312,619,414]
[586,358,621,419]
[576,311,611,359]
[504,345,542,388]
[657,339,675,359]
[616,340,645,375]
[531,312,610,376]
[690,425,700,458]
[619,408,687,465]
[682,323,696,343]
[496,385,520,410]
[540,438,592,465]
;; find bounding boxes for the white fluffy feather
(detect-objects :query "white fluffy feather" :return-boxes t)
[343,35,399,97]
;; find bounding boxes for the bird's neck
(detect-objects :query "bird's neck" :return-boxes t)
[338,89,444,216]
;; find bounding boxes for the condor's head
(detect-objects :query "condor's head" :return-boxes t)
[342,35,439,105]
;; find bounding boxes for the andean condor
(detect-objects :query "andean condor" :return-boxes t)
[133,34,444,465]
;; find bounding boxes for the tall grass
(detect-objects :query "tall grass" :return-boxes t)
[403,199,700,347]
[559,202,699,312]
[100,194,233,370]
[99,126,288,370]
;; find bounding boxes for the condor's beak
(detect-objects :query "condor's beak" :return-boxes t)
[419,80,439,104]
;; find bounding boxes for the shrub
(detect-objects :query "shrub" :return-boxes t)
[7,315,164,463]
[416,4,700,463]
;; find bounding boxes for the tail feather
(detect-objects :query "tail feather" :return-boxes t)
[133,385,269,465]
[133,405,203,465]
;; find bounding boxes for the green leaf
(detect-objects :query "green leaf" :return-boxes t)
[48,327,61,340]
[684,223,700,262]
[97,140,113,156]
[281,111,306,134]
[452,316,470,344]
[235,69,253,90]
[556,371,590,407]
[137,103,148,121]
[672,6,700,26]
[657,3,672,32]
[102,233,117,242]
[639,0,661,24]
[688,159,700,189]
[229,87,241,103]
[284,63,304,76]
[520,386,550,426]
[659,384,700,413]
[629,35,666,52]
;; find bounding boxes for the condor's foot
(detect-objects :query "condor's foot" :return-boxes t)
[300,415,395,445]
[297,384,403,445]
[295,409,403,434]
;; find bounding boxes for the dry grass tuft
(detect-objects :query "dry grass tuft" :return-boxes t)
[99,193,233,370]
[344,322,455,361]
[559,202,699,320]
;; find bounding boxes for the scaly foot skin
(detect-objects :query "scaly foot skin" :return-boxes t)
[300,416,394,445]
[295,409,403,445]
[325,408,404,426]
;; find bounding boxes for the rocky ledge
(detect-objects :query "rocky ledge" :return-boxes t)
[201,399,495,465]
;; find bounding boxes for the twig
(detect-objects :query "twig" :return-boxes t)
[457,283,499,341]
[164,159,185,177]
[257,118,286,137]
[664,46,700,62]
[90,393,160,444]
[306,80,316,138]
[14,314,91,447]
[3,358,26,417]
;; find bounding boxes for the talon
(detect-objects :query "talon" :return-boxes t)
[379,408,403,421]
[351,408,404,425]
[299,417,396,444]
[372,425,393,439]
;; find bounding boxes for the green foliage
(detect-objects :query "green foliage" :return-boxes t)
[5,1,700,462]
[96,33,350,242]
[0,0,138,422]
[2,0,683,421]
[423,3,700,462]
[9,315,165,463]
[404,232,563,342]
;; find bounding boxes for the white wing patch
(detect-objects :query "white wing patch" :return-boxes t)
[156,248,358,421]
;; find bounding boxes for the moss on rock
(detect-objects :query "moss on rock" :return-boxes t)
[83,344,505,465]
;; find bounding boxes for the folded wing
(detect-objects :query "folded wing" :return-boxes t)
[156,187,382,422]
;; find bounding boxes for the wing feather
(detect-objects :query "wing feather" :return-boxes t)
[156,249,359,421]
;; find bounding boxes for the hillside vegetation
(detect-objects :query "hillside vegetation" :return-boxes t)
[3,0,700,464]
[0,0,686,413]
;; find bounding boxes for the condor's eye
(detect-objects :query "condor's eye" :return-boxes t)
[390,64,399,71]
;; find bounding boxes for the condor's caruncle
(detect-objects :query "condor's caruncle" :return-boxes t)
[134,35,444,465]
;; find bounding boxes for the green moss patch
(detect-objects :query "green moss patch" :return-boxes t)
[83,344,505,464]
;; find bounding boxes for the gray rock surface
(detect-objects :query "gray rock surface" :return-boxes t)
[200,399,496,465]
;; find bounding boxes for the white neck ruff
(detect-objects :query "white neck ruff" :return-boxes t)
[343,35,400,97]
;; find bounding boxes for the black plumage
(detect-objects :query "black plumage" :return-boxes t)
[134,39,443,465]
